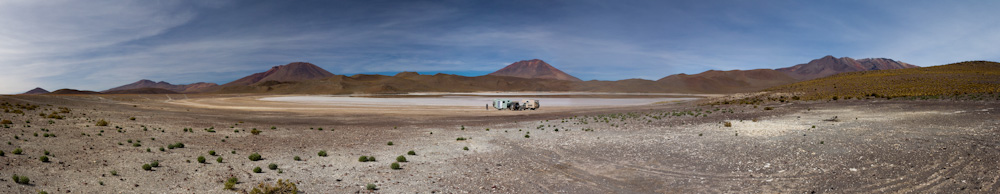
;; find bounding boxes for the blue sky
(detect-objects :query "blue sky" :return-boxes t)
[1,0,999,94]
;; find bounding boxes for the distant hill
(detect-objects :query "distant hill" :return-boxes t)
[488,59,582,81]
[776,55,918,80]
[768,61,1000,100]
[222,62,334,87]
[104,79,218,93]
[656,69,798,93]
[48,89,101,95]
[22,87,49,95]
[102,87,180,94]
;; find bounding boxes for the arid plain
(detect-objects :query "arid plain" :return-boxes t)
[2,93,997,193]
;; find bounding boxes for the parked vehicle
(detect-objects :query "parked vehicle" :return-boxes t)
[520,99,539,110]
[492,99,539,111]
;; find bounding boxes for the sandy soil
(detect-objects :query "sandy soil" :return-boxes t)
[0,94,998,193]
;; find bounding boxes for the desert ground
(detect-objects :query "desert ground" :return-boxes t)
[1,93,998,193]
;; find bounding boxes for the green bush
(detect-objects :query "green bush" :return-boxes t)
[318,150,327,157]
[12,148,22,155]
[367,156,375,162]
[217,157,223,163]
[250,128,261,135]
[390,162,401,170]
[358,156,368,162]
[142,163,152,171]
[253,167,262,173]
[224,177,238,190]
[387,141,393,146]
[12,174,29,184]
[151,160,160,167]
[407,150,416,155]
[111,170,117,176]
[270,126,277,130]
[268,163,278,170]
[366,183,377,190]
[249,153,262,161]
[293,156,301,161]
[456,137,466,141]
[396,155,407,162]
[96,119,108,126]
[209,150,216,156]
[43,150,49,155]
[463,146,469,151]
[724,122,732,127]
[39,156,49,162]
[198,156,206,163]
[249,179,297,194]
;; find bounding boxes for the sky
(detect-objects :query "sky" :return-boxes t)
[1,0,999,94]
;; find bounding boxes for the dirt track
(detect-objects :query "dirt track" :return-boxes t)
[1,94,998,193]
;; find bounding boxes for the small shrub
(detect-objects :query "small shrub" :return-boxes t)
[217,157,223,163]
[142,163,152,171]
[96,119,108,126]
[249,153,262,161]
[270,126,276,130]
[358,156,368,162]
[456,137,466,141]
[249,179,297,194]
[724,122,732,127]
[253,167,262,173]
[396,155,407,162]
[0,150,4,156]
[111,170,118,176]
[159,147,165,152]
[463,146,469,151]
[764,107,774,110]
[198,156,206,163]
[367,156,376,162]
[13,148,22,155]
[250,128,261,135]
[13,175,29,184]
[224,177,238,190]
[129,117,136,120]
[293,156,301,161]
[318,150,327,157]
[268,163,278,170]
[209,150,216,156]
[44,150,49,155]
[39,156,49,162]
[387,141,393,146]
[151,160,160,167]
[407,150,416,155]
[525,134,530,138]
[366,183,377,190]
[390,162,401,170]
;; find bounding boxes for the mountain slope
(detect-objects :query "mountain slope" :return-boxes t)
[104,80,219,93]
[488,59,582,81]
[22,87,50,95]
[222,62,334,87]
[656,69,798,93]
[776,55,918,80]
[769,61,1000,100]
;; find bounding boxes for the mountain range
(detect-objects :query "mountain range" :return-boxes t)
[32,56,919,95]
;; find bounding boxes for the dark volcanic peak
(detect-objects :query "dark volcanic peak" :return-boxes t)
[22,87,50,95]
[105,79,219,93]
[223,62,335,86]
[488,59,582,81]
[776,55,917,80]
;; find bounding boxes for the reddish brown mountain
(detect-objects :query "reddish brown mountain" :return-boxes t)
[488,59,582,81]
[104,80,219,93]
[656,69,798,93]
[776,55,918,80]
[47,89,101,95]
[222,62,334,86]
[22,87,50,95]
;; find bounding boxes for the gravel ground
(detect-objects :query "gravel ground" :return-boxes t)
[0,94,997,193]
